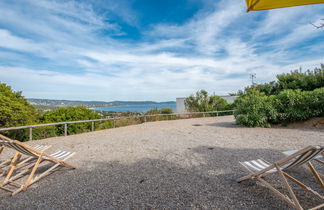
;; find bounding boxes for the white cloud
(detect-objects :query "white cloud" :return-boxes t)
[0,0,323,101]
[0,29,41,52]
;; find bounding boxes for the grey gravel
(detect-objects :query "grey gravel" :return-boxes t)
[0,116,323,209]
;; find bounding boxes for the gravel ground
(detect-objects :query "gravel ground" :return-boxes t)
[0,116,323,209]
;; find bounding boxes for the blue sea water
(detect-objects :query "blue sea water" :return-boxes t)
[92,103,176,113]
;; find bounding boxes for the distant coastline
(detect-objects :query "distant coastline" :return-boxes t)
[92,102,176,113]
[27,98,176,112]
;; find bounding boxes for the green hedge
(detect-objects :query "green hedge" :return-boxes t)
[234,87,324,127]
[234,90,277,127]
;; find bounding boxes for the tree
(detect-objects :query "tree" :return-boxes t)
[39,106,100,135]
[184,90,228,112]
[0,83,37,128]
[240,65,324,96]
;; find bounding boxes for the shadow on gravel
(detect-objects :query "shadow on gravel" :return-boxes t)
[206,121,324,134]
[205,121,242,128]
[0,147,322,209]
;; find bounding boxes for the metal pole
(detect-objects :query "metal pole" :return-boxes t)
[64,124,67,136]
[29,127,32,141]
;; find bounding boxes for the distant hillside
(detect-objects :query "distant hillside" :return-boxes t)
[27,98,175,108]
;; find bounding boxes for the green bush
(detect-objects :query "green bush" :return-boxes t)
[242,65,324,96]
[39,106,100,135]
[160,108,173,114]
[185,90,228,112]
[275,88,324,123]
[145,108,161,115]
[277,66,324,91]
[312,87,324,115]
[0,83,38,140]
[32,126,57,140]
[234,87,324,127]
[0,83,38,128]
[115,117,141,127]
[234,90,277,127]
[96,120,114,130]
[234,65,324,127]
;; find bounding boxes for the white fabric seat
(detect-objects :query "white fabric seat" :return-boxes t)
[240,159,278,174]
[44,151,72,160]
[282,149,323,160]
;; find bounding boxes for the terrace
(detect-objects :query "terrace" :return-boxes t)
[1,116,323,209]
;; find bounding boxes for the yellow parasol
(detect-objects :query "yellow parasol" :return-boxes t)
[245,0,324,12]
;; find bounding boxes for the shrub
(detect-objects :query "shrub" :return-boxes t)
[39,106,100,135]
[0,83,37,128]
[145,108,161,115]
[115,117,141,127]
[234,90,277,127]
[160,108,173,114]
[277,66,324,91]
[234,65,324,127]
[312,87,324,115]
[32,126,57,140]
[234,87,324,127]
[0,83,38,140]
[242,65,324,96]
[96,120,114,130]
[275,88,324,122]
[185,90,228,112]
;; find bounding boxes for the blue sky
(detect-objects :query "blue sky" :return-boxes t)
[0,0,323,101]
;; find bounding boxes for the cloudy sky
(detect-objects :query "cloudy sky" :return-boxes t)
[0,0,323,101]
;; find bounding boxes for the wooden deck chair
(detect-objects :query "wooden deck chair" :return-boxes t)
[0,142,51,178]
[236,146,324,210]
[282,148,324,192]
[283,149,324,165]
[0,134,76,196]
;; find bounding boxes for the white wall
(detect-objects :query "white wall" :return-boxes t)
[176,98,187,113]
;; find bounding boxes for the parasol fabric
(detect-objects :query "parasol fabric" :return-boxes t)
[245,0,324,12]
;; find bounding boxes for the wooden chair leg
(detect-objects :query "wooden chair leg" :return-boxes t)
[275,164,302,210]
[11,154,75,195]
[314,159,324,165]
[1,146,51,179]
[256,177,296,208]
[22,157,42,190]
[0,158,14,177]
[236,174,254,183]
[1,153,22,186]
[307,162,324,190]
[283,172,323,201]
[22,154,76,190]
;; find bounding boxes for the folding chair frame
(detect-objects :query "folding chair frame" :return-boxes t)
[0,145,51,178]
[0,134,76,196]
[283,150,324,189]
[0,151,76,195]
[237,146,324,210]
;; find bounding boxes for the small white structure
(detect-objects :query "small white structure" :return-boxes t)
[176,95,237,113]
[176,98,187,113]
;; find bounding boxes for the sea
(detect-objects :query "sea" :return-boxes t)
[92,103,176,113]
